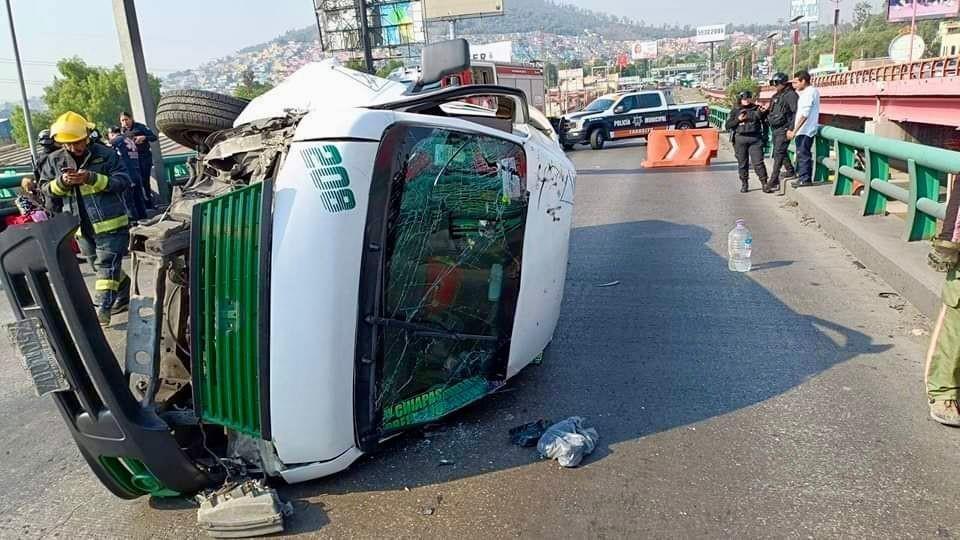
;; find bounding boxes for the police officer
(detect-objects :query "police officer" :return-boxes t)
[41,111,132,327]
[725,91,769,193]
[762,72,799,192]
[119,111,158,209]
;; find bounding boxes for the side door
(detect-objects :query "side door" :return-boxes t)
[608,94,639,140]
[634,92,670,132]
[356,123,531,438]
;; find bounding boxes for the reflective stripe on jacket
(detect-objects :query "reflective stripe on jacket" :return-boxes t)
[40,144,131,236]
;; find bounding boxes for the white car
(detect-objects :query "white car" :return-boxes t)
[0,40,576,499]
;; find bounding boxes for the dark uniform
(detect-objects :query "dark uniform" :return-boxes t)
[40,143,132,318]
[725,99,769,193]
[121,120,158,209]
[766,83,799,188]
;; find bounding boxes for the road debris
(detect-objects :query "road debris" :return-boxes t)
[196,479,290,538]
[418,495,443,516]
[509,419,552,447]
[912,328,930,337]
[879,292,900,299]
[595,281,621,288]
[537,417,599,468]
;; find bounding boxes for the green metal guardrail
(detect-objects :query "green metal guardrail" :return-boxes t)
[815,126,960,242]
[709,106,730,130]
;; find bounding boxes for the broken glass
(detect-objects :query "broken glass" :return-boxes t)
[375,126,528,431]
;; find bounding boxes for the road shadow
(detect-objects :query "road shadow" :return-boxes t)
[750,260,795,271]
[279,219,890,529]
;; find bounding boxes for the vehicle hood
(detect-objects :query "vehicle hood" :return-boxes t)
[563,111,600,122]
[234,60,409,126]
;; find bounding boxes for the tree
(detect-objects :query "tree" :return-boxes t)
[344,58,370,73]
[10,107,53,147]
[726,78,760,107]
[853,2,873,29]
[375,59,405,79]
[10,57,161,146]
[233,68,274,100]
[545,62,559,87]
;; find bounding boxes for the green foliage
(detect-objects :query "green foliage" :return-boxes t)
[233,68,274,100]
[545,63,559,87]
[726,79,761,107]
[9,107,53,147]
[344,58,370,73]
[9,57,160,146]
[376,60,405,79]
[773,12,943,74]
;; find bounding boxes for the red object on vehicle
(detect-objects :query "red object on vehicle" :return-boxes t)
[425,260,463,315]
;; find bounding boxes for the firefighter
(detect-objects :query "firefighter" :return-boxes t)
[725,90,770,193]
[40,111,132,326]
[762,72,799,192]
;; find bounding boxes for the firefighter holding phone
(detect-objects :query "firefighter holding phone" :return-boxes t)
[40,111,133,327]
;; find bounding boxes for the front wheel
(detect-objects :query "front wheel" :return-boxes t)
[675,120,694,130]
[589,129,606,150]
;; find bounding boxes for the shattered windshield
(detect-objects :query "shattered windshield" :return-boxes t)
[374,126,528,431]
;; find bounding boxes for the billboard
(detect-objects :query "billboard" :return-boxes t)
[790,0,820,24]
[558,68,584,92]
[632,40,659,60]
[888,0,960,22]
[695,25,727,44]
[423,0,503,20]
[471,40,512,62]
[316,0,426,51]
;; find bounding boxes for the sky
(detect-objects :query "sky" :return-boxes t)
[1,0,881,103]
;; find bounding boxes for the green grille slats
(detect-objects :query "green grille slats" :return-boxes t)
[193,183,264,437]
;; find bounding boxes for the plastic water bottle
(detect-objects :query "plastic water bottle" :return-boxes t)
[728,219,752,272]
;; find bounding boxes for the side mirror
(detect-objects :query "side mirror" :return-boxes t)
[418,39,471,88]
[614,106,625,114]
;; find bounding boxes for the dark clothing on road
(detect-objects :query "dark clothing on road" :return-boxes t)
[726,104,769,190]
[795,134,815,184]
[110,137,148,220]
[122,121,158,208]
[734,135,769,188]
[769,129,796,185]
[767,86,799,185]
[766,86,799,132]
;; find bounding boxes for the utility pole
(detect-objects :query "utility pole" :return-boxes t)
[4,0,36,166]
[356,0,375,73]
[832,0,840,61]
[908,0,919,63]
[112,0,168,203]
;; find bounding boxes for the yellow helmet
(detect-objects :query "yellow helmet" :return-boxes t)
[50,111,94,144]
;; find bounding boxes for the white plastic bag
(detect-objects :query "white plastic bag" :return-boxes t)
[537,416,599,468]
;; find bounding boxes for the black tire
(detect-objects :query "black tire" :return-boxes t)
[156,90,249,150]
[562,143,575,151]
[589,129,606,150]
[675,120,694,130]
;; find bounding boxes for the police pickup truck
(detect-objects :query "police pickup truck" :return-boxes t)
[560,89,710,150]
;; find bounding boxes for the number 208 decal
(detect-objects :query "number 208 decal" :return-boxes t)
[301,145,357,213]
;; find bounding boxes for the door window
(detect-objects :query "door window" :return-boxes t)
[373,125,529,431]
[616,95,637,112]
[637,93,664,109]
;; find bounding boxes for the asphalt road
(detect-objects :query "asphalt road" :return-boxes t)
[2,140,959,539]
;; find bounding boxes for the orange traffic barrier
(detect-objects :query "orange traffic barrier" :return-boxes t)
[641,128,720,168]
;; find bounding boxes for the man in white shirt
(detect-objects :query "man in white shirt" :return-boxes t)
[787,70,820,187]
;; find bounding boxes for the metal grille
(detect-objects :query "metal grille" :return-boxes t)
[192,183,264,437]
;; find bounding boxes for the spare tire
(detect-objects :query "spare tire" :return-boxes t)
[156,90,248,149]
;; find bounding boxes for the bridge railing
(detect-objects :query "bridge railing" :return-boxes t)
[815,126,960,241]
[709,106,731,130]
[815,55,960,88]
